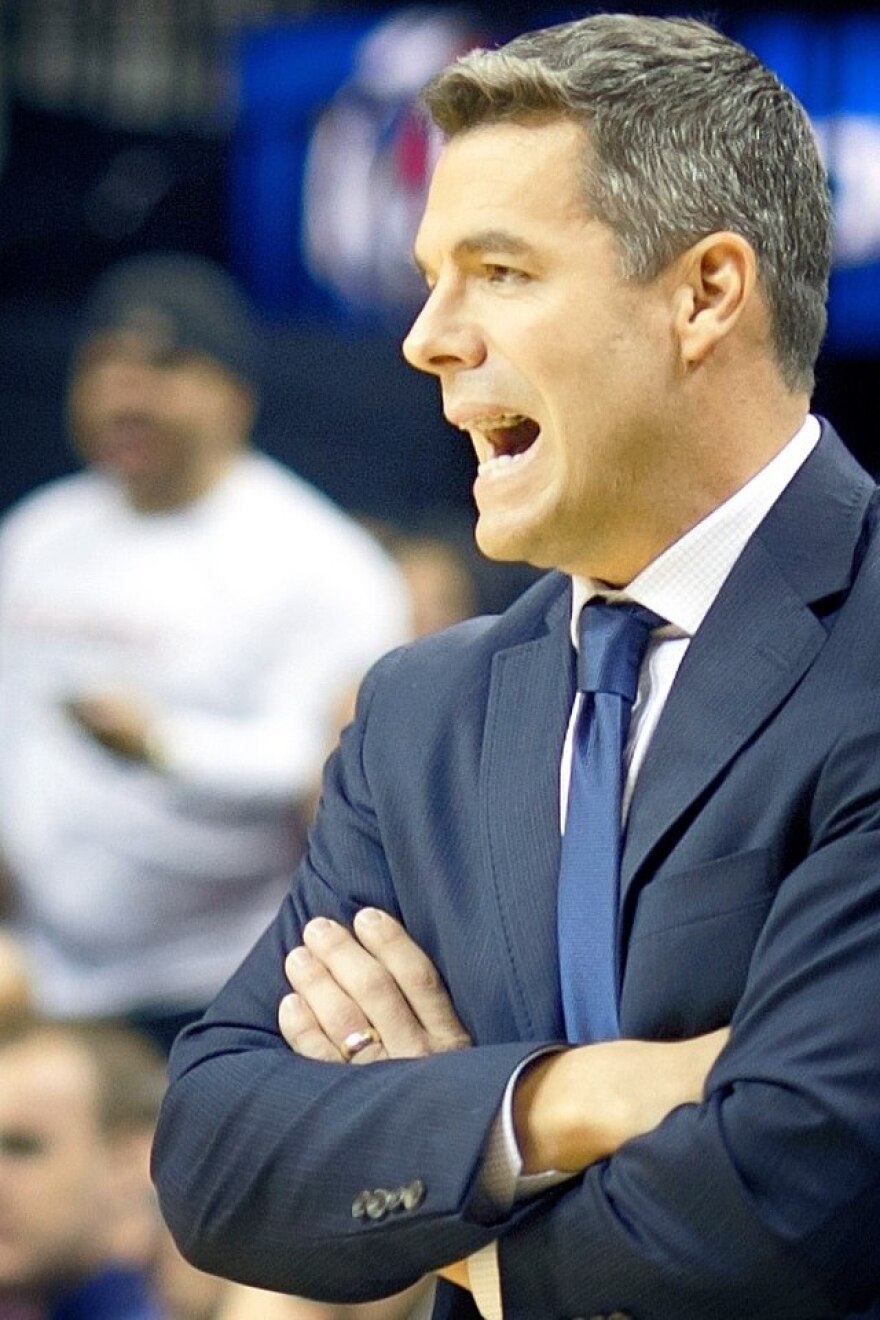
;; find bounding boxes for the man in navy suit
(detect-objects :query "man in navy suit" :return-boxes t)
[153,14,880,1319]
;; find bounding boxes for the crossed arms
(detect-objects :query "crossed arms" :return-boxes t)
[279,907,728,1302]
[153,638,880,1318]
[280,908,727,1177]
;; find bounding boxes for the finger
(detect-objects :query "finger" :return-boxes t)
[63,697,148,759]
[301,918,429,1058]
[353,909,471,1051]
[63,699,98,732]
[284,942,387,1062]
[435,1259,471,1291]
[278,988,342,1062]
[699,1025,731,1071]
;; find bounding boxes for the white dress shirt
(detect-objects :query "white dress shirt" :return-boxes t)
[463,414,822,1320]
[0,452,409,1015]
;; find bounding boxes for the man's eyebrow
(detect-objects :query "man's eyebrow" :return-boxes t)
[412,230,533,276]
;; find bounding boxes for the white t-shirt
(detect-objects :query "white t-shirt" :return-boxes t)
[0,452,409,1014]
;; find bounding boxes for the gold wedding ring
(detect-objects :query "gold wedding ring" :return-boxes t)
[340,1027,379,1062]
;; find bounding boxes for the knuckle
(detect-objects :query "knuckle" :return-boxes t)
[278,992,304,1026]
[285,949,321,988]
[303,917,346,952]
[311,1041,340,1063]
[351,962,391,1001]
[405,1041,432,1060]
[434,1033,471,1053]
[337,1013,366,1039]
[350,1044,385,1066]
[381,923,411,951]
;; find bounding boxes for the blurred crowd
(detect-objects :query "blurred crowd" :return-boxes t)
[0,17,536,1312]
[0,246,533,1320]
[0,1008,436,1320]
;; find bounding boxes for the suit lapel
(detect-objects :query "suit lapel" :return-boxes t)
[622,540,826,898]
[474,426,875,1040]
[622,425,876,904]
[480,586,573,1040]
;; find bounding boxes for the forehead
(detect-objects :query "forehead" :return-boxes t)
[0,1037,98,1134]
[74,330,190,374]
[414,117,593,267]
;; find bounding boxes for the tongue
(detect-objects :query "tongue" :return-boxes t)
[499,417,539,456]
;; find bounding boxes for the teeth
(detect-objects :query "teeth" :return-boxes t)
[483,413,526,429]
[477,450,530,475]
[459,413,525,433]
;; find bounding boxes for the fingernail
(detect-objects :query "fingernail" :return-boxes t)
[304,917,334,941]
[289,946,312,968]
[355,907,383,928]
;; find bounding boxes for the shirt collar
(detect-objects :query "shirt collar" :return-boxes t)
[571,414,821,644]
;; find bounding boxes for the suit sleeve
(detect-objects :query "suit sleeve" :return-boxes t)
[151,646,541,1302]
[493,720,880,1318]
[153,653,880,1317]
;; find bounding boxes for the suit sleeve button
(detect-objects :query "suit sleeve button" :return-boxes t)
[351,1190,370,1219]
[401,1178,426,1210]
[365,1189,391,1220]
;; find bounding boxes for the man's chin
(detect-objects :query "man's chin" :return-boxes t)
[95,453,165,489]
[81,427,167,481]
[473,516,540,568]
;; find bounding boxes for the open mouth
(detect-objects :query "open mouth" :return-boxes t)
[473,414,541,471]
[90,415,162,470]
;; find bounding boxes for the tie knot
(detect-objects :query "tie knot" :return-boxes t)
[577,600,664,700]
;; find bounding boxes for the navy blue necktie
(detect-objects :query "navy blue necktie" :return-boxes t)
[557,600,664,1044]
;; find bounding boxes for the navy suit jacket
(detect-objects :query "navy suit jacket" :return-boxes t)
[154,423,880,1319]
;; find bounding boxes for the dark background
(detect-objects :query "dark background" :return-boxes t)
[1,0,877,536]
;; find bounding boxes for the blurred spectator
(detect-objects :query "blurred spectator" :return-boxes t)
[370,508,543,622]
[0,1009,426,1320]
[149,1178,433,1320]
[395,530,476,636]
[0,1014,169,1319]
[307,511,542,832]
[0,252,408,1052]
[304,515,483,826]
[364,518,478,640]
[0,927,31,1020]
[215,1281,433,1320]
[148,1233,226,1320]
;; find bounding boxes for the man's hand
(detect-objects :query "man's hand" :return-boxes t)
[513,1026,730,1175]
[280,909,474,1295]
[279,908,471,1063]
[64,693,159,764]
[279,909,728,1295]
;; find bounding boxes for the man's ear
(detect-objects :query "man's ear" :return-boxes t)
[672,232,757,367]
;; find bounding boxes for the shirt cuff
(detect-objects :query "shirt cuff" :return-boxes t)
[466,1047,575,1320]
[468,1242,504,1320]
[476,1045,571,1212]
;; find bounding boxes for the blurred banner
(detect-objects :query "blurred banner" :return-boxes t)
[229,6,485,325]
[737,12,880,354]
[228,6,880,350]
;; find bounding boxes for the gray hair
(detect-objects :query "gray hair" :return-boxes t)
[422,14,831,392]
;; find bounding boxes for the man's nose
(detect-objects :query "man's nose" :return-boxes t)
[402,289,485,377]
[86,358,160,411]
